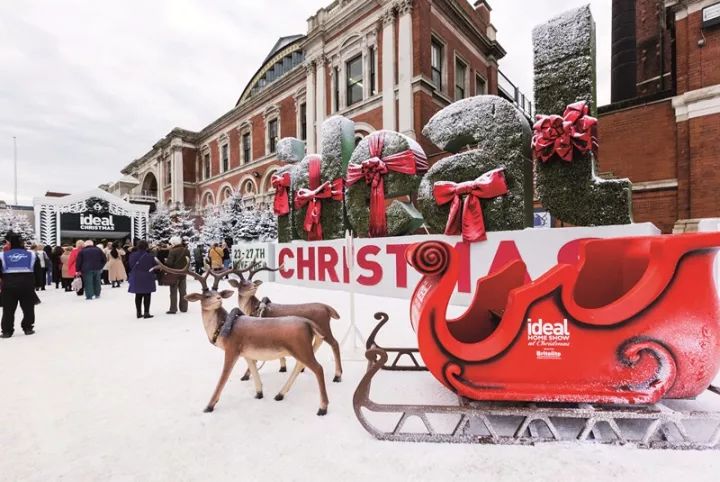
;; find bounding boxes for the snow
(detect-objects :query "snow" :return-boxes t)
[1,281,720,482]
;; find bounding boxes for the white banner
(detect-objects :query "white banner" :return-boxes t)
[273,223,661,306]
[231,242,276,282]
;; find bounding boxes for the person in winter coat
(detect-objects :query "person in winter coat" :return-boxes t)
[107,243,127,288]
[165,236,190,314]
[101,242,111,286]
[75,240,106,300]
[193,245,205,274]
[60,247,73,291]
[0,233,41,338]
[209,243,224,270]
[43,245,53,287]
[51,246,63,289]
[67,240,84,296]
[33,244,49,291]
[128,240,157,319]
[222,242,231,269]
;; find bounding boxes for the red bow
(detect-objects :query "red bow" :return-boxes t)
[271,173,291,216]
[293,156,343,241]
[532,101,598,162]
[294,179,344,241]
[433,168,509,242]
[346,133,428,237]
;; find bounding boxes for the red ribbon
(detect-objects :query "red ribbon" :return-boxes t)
[433,168,509,242]
[271,173,291,216]
[294,156,344,241]
[532,101,598,162]
[346,133,429,237]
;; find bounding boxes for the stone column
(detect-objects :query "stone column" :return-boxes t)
[315,56,327,140]
[381,7,396,131]
[305,59,317,152]
[171,143,184,205]
[396,0,414,138]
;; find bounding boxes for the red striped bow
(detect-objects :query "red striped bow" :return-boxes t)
[433,168,509,242]
[532,101,598,162]
[293,156,343,241]
[346,133,428,237]
[271,173,291,216]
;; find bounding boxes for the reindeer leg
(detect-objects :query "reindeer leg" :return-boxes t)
[240,367,251,381]
[205,351,238,413]
[274,361,304,401]
[279,357,287,373]
[246,359,264,399]
[325,335,343,382]
[275,338,322,401]
[293,352,328,416]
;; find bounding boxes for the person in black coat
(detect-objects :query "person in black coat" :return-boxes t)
[128,240,158,319]
[0,233,41,338]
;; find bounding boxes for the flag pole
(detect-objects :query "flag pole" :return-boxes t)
[341,229,365,356]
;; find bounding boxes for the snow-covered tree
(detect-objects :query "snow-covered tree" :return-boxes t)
[198,207,226,251]
[170,204,199,246]
[236,209,260,241]
[0,208,35,244]
[223,191,245,243]
[147,207,173,246]
[257,209,278,241]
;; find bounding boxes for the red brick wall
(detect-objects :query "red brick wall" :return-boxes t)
[598,100,677,182]
[182,147,197,182]
[632,189,678,233]
[634,0,672,96]
[676,10,720,94]
[350,106,383,130]
[688,112,720,217]
[251,114,265,160]
[279,96,297,140]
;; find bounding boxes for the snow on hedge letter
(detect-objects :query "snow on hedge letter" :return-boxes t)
[532,5,632,226]
[418,96,534,238]
[292,116,355,241]
[273,137,305,243]
[346,131,428,237]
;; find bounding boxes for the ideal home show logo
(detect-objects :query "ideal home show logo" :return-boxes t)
[527,318,571,361]
[80,214,116,231]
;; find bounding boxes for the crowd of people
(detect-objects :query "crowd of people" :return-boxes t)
[0,231,205,338]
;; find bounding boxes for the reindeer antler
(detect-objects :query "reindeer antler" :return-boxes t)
[207,267,235,291]
[152,257,211,291]
[247,262,284,281]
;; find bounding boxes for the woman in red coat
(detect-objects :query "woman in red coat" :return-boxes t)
[66,240,84,295]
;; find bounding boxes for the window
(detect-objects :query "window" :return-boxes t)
[242,133,251,164]
[268,119,278,153]
[455,58,467,100]
[334,67,340,112]
[203,153,210,179]
[221,144,229,172]
[431,39,443,90]
[165,160,172,186]
[369,47,376,95]
[300,103,307,141]
[346,55,363,106]
[476,75,487,95]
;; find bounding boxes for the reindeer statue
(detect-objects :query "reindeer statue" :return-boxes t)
[228,262,343,383]
[153,260,331,416]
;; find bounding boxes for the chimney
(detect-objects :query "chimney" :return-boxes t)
[473,0,491,26]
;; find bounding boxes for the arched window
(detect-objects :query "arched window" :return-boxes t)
[203,192,215,207]
[241,179,256,196]
[221,187,233,203]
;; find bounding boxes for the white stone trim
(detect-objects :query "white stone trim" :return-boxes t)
[260,166,280,194]
[672,85,720,121]
[305,60,317,152]
[668,0,720,20]
[632,179,679,192]
[217,182,235,204]
[397,4,415,137]
[201,190,216,207]
[238,175,259,196]
[382,7,397,131]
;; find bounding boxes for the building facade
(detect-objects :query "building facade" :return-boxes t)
[599,0,720,233]
[110,0,530,212]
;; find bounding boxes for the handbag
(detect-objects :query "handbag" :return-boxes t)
[71,277,83,292]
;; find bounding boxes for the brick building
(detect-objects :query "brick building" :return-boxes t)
[599,0,720,233]
[109,0,530,213]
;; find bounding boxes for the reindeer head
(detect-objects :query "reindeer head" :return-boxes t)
[153,258,234,311]
[228,262,282,300]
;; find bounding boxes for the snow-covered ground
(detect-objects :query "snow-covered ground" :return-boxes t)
[1,280,719,482]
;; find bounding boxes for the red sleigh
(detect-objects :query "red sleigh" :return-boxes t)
[405,233,720,404]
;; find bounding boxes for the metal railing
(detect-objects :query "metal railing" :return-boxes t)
[498,70,533,119]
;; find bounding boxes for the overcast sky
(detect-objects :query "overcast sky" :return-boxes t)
[0,0,611,204]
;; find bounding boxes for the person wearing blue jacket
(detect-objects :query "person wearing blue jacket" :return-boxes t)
[75,240,106,300]
[0,232,40,338]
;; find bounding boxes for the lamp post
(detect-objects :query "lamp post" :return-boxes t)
[13,136,18,205]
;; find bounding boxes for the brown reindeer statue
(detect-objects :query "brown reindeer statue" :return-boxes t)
[153,260,331,416]
[228,262,343,383]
